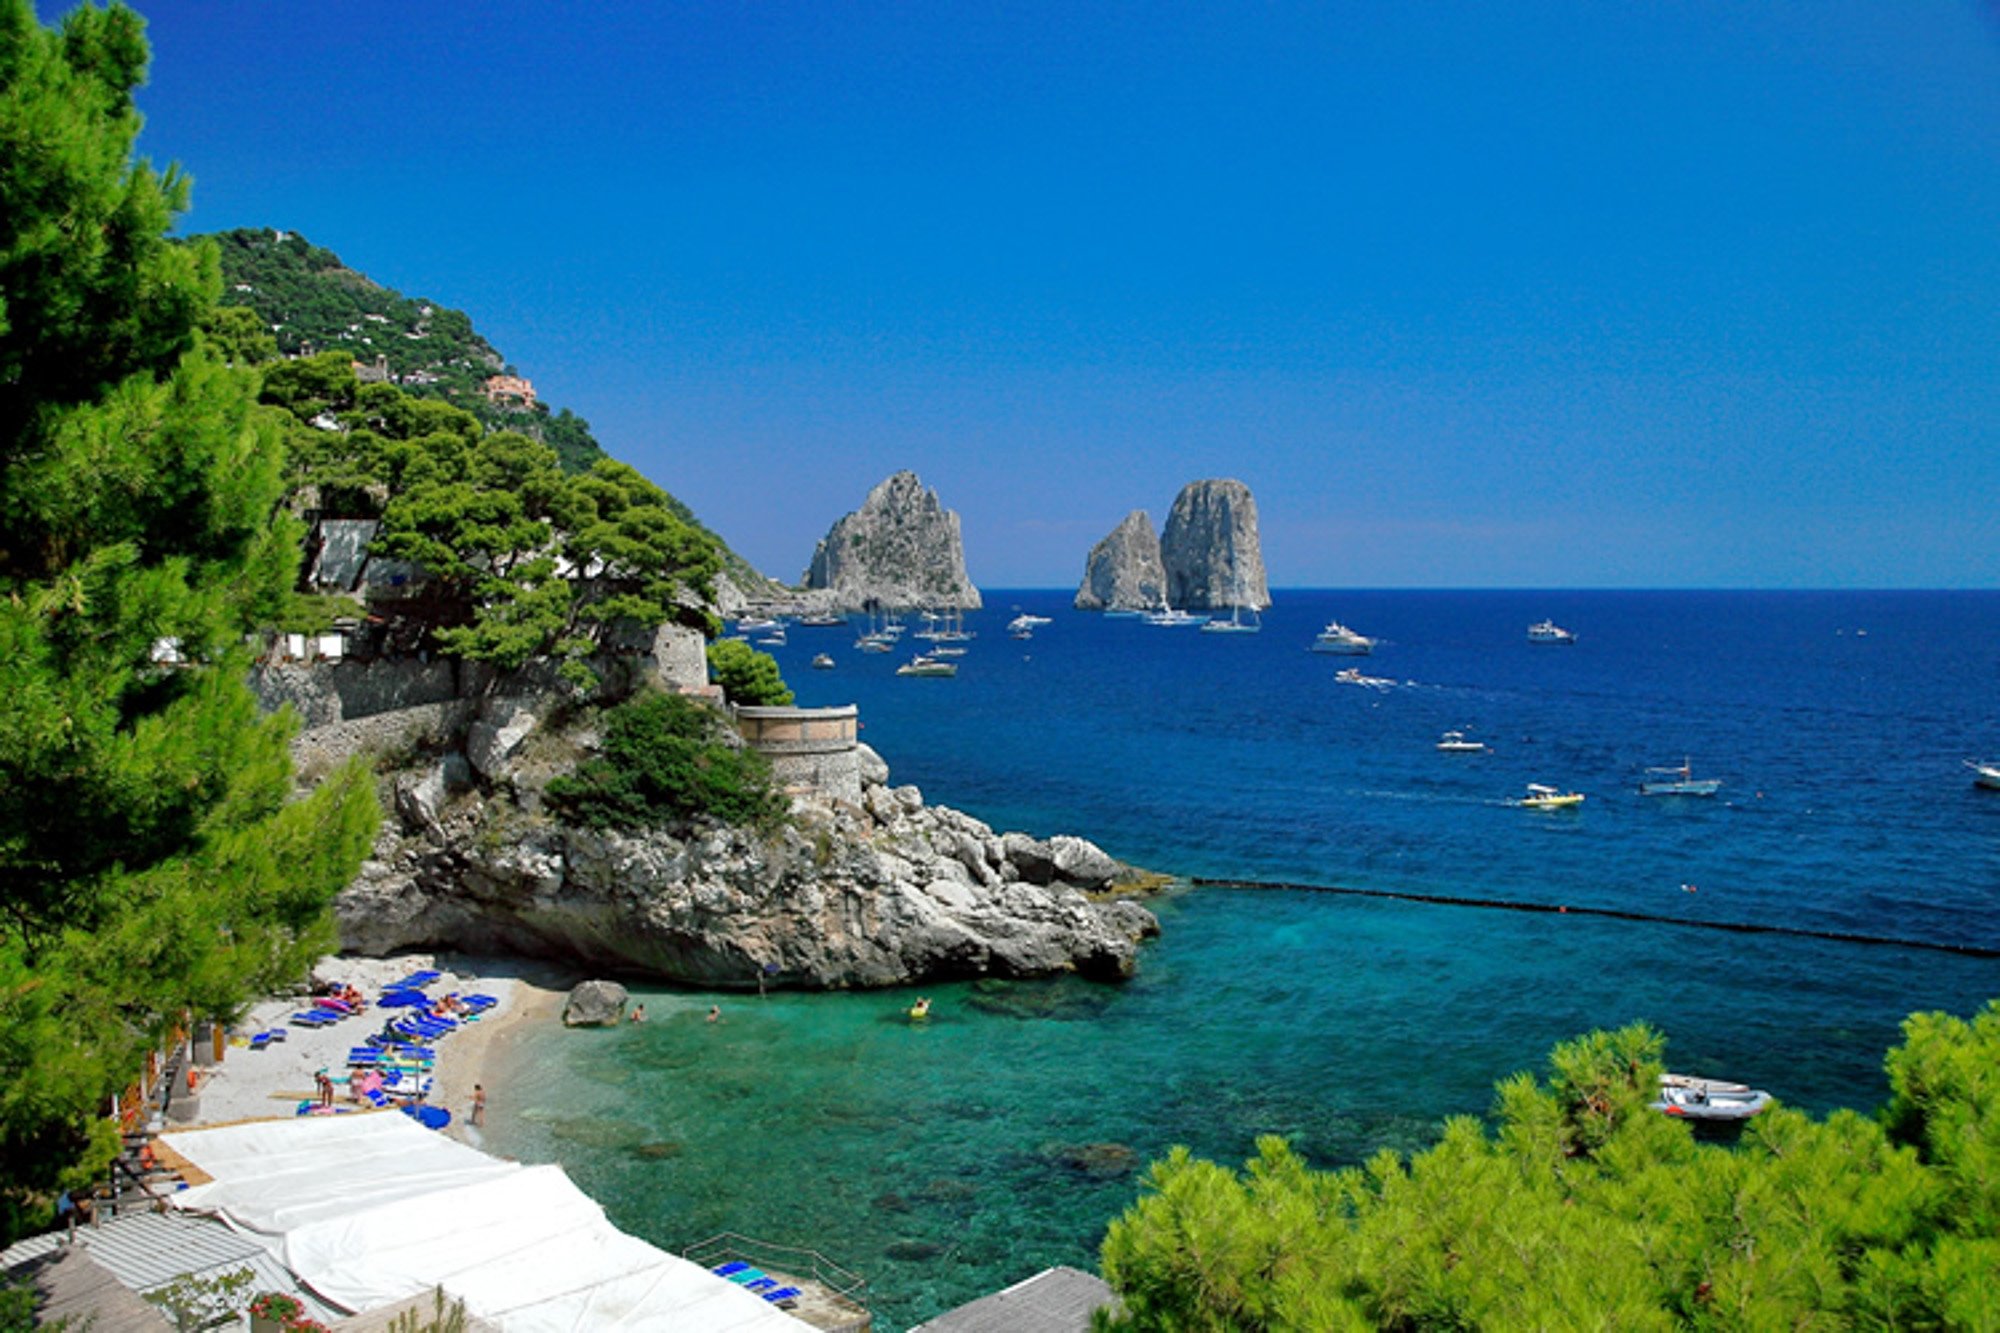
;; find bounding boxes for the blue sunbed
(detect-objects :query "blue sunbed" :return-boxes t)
[764,1287,801,1305]
[249,1033,273,1051]
[711,1262,750,1278]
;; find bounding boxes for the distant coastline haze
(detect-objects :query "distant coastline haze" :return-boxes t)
[121,1,2000,588]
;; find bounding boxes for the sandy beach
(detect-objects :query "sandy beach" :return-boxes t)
[188,953,571,1145]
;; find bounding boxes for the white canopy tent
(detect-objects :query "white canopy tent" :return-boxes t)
[162,1114,813,1332]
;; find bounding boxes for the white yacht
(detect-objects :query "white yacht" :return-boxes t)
[1528,620,1577,644]
[1436,731,1488,753]
[1311,621,1375,654]
[1145,606,1208,627]
[896,654,958,678]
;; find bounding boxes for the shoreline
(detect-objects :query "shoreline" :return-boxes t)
[187,953,577,1138]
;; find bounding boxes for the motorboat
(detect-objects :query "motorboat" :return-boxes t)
[1651,1074,1771,1122]
[1008,612,1052,631]
[856,636,893,654]
[1528,619,1577,644]
[1436,730,1488,753]
[810,654,835,670]
[896,654,958,678]
[1145,605,1208,627]
[798,612,845,628]
[736,616,782,634]
[1641,759,1722,796]
[1518,783,1584,810]
[1311,621,1376,654]
[1334,667,1394,689]
[929,645,968,657]
[1967,760,2000,791]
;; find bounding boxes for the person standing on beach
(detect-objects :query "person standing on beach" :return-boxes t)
[471,1084,486,1127]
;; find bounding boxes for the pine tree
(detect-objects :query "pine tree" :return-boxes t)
[0,0,377,1235]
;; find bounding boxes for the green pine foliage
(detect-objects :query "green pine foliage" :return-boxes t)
[544,691,786,833]
[206,228,781,594]
[256,354,723,683]
[0,0,377,1237]
[706,638,794,706]
[1097,1007,2000,1330]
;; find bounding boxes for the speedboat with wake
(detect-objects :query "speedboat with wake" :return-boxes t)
[1517,783,1584,810]
[1968,760,2000,791]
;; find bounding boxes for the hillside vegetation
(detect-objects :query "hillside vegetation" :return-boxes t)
[208,228,779,598]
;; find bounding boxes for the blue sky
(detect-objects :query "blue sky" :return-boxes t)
[113,2,2000,587]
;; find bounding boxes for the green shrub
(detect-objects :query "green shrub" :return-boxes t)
[706,638,793,706]
[545,691,785,832]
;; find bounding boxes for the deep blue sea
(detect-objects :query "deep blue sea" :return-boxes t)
[488,590,2000,1329]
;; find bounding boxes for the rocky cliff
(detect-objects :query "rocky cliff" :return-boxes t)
[1074,510,1167,611]
[340,712,1157,988]
[803,471,981,611]
[1161,478,1269,610]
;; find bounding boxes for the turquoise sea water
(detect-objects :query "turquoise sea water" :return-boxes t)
[487,590,2000,1329]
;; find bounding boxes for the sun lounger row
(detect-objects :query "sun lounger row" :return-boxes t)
[707,1263,801,1306]
[247,1029,289,1050]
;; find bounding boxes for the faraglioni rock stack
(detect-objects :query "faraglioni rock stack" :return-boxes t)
[804,470,982,610]
[1074,510,1167,610]
[1162,478,1269,610]
[1075,479,1269,611]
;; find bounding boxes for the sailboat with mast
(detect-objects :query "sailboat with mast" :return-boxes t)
[1201,576,1262,634]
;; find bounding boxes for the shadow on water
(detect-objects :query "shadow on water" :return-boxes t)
[965,976,1117,1021]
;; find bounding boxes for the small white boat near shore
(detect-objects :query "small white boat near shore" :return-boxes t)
[1651,1073,1772,1122]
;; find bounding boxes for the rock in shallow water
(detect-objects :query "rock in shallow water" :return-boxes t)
[562,979,629,1027]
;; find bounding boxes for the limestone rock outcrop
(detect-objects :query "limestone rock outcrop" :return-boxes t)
[337,710,1158,989]
[802,471,981,611]
[1161,478,1269,610]
[1074,510,1167,611]
[563,980,630,1027]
